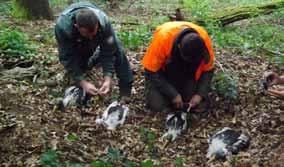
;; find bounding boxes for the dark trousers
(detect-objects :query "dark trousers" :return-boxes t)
[145,75,209,113]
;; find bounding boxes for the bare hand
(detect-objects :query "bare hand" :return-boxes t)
[267,88,284,97]
[98,76,112,95]
[79,80,98,96]
[189,94,202,108]
[172,94,183,109]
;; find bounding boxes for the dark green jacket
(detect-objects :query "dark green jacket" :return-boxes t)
[55,2,118,82]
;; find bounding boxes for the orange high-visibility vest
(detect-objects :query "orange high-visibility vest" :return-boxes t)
[142,21,215,81]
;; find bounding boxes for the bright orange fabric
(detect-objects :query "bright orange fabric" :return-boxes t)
[141,21,215,81]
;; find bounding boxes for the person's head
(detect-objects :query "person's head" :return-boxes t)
[178,33,207,64]
[74,9,99,39]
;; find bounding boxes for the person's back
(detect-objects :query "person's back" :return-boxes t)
[141,21,215,113]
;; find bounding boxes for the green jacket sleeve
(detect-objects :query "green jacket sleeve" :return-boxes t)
[55,25,84,82]
[196,69,214,98]
[145,69,179,100]
[99,22,117,77]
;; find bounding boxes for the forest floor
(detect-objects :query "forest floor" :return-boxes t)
[0,0,283,167]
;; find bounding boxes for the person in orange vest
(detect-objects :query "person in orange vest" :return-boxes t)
[141,22,215,112]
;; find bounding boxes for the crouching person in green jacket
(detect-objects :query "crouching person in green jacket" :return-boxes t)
[55,2,133,98]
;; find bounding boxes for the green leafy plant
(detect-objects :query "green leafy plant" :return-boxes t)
[40,149,62,167]
[66,132,79,142]
[40,54,58,65]
[0,1,12,17]
[38,27,56,45]
[139,127,158,158]
[183,0,272,19]
[210,23,284,52]
[183,0,212,20]
[40,149,84,167]
[49,0,104,14]
[175,157,184,167]
[106,147,121,162]
[91,147,137,167]
[183,0,284,57]
[0,24,37,60]
[212,71,239,102]
[49,0,70,9]
[118,26,152,51]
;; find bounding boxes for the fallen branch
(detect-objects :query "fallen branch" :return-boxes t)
[215,60,226,73]
[0,66,38,80]
[259,47,284,57]
[193,0,284,26]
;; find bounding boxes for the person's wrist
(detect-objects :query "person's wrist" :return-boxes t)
[104,76,112,84]
[195,94,203,101]
[79,80,87,87]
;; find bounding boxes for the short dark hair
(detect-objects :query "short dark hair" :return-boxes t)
[180,33,207,63]
[75,9,98,32]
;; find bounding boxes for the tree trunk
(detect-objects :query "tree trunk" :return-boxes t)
[193,0,284,26]
[13,0,53,20]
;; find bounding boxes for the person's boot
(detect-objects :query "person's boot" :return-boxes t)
[119,86,132,104]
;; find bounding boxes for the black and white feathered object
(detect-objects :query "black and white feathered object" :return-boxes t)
[58,86,90,111]
[95,101,128,130]
[162,109,188,141]
[162,104,191,141]
[206,127,250,160]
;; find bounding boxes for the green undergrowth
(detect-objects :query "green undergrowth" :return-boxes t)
[118,25,152,51]
[0,24,38,60]
[183,0,284,66]
[0,1,12,17]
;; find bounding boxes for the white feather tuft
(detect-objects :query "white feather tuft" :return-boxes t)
[206,137,227,158]
[95,101,129,130]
